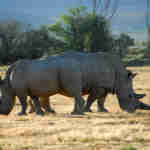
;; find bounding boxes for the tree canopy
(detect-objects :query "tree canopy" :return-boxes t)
[49,6,113,52]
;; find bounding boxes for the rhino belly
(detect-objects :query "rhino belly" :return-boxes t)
[26,76,59,97]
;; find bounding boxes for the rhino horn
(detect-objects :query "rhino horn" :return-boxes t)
[136,101,150,110]
[127,70,138,79]
[131,72,138,78]
[134,93,146,99]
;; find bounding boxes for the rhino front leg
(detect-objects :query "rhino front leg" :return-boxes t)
[18,96,28,116]
[84,88,108,113]
[28,98,35,113]
[41,97,56,113]
[72,95,85,115]
[97,95,108,112]
[95,88,108,112]
[30,96,44,116]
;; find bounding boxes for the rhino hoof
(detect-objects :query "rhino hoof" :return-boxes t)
[71,111,84,115]
[17,112,27,116]
[46,109,56,114]
[83,108,93,112]
[48,110,56,114]
[98,108,108,112]
[28,109,35,114]
[36,110,44,116]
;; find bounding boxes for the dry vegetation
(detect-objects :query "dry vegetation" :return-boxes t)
[0,66,150,150]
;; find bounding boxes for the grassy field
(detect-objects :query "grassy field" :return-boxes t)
[1,66,150,150]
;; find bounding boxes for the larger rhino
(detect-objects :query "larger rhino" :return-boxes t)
[28,52,146,114]
[0,51,149,116]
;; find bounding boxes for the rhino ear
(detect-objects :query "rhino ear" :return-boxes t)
[127,70,137,79]
[132,72,138,78]
[0,76,4,85]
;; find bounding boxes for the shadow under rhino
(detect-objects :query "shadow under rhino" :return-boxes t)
[0,51,150,116]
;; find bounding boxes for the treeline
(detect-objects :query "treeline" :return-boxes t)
[0,6,134,64]
[0,21,66,64]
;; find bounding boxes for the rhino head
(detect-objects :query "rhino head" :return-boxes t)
[0,76,15,115]
[116,70,150,113]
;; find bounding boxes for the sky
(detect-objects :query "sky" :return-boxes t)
[0,0,148,41]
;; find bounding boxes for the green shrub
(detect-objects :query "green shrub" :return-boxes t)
[120,145,136,150]
[0,145,3,150]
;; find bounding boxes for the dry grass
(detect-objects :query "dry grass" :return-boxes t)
[1,66,150,150]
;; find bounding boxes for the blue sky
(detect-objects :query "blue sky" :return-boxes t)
[0,0,148,41]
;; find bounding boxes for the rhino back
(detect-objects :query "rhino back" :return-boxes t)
[58,51,122,91]
[10,59,60,96]
[9,57,82,97]
[59,52,117,91]
[9,51,126,97]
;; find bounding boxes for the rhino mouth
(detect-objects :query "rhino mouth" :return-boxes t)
[118,98,136,113]
[119,91,150,113]
[0,97,14,115]
[0,103,12,115]
[118,91,148,113]
[0,109,11,115]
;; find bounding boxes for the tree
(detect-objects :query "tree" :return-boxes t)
[114,33,135,58]
[49,6,113,53]
[91,0,120,18]
[146,0,150,45]
[0,20,27,64]
[0,20,66,64]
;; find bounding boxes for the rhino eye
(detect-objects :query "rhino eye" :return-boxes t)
[129,93,134,98]
[129,94,132,98]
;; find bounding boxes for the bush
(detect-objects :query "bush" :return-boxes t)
[120,145,136,150]
[0,21,65,64]
[49,6,113,53]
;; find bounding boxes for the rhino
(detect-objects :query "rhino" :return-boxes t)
[0,51,149,116]
[28,52,146,114]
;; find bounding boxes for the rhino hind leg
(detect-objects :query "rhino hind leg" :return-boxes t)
[84,93,96,112]
[41,97,56,113]
[29,97,55,114]
[18,96,28,116]
[97,96,108,112]
[30,96,44,116]
[44,103,56,113]
[28,99,35,113]
[71,95,85,115]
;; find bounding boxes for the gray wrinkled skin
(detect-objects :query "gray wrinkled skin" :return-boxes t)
[0,51,149,116]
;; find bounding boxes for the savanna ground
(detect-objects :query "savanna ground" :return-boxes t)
[1,66,150,150]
